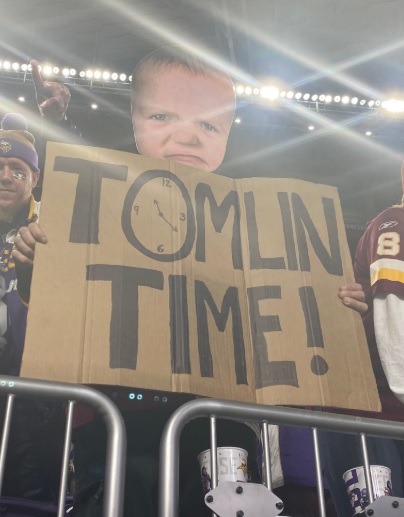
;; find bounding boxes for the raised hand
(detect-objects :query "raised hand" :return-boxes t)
[31,60,71,121]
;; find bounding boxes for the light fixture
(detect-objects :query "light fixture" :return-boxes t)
[21,64,28,72]
[86,69,94,79]
[91,103,98,110]
[234,117,241,124]
[18,96,25,102]
[365,131,372,136]
[311,94,318,101]
[286,91,294,99]
[53,67,59,74]
[94,70,102,79]
[244,86,252,95]
[12,62,20,71]
[119,73,127,81]
[295,92,302,100]
[235,85,244,95]
[359,99,366,106]
[368,100,375,107]
[319,94,325,102]
[253,88,259,95]
[382,99,404,113]
[342,96,350,104]
[70,68,77,76]
[303,93,310,101]
[62,68,70,77]
[43,66,52,76]
[102,71,111,81]
[325,95,332,103]
[3,61,11,70]
[79,71,86,78]
[308,125,315,131]
[351,97,358,105]
[260,86,279,100]
[334,96,341,103]
[111,72,118,81]
[279,91,286,98]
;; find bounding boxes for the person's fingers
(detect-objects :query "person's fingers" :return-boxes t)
[340,296,368,315]
[11,248,34,268]
[30,60,46,98]
[26,222,48,244]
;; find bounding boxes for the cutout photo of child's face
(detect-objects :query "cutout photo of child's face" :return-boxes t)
[132,65,235,173]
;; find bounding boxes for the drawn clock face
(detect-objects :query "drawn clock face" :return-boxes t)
[121,169,196,261]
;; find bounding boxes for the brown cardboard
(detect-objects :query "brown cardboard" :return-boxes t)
[22,143,380,411]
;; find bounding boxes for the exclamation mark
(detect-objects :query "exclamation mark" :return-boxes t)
[299,286,329,375]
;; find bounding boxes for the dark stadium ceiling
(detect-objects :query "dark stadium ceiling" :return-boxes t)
[2,0,404,95]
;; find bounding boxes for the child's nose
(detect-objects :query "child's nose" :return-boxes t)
[172,124,199,145]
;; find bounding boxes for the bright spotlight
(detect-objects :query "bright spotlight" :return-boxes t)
[244,86,252,95]
[86,69,94,79]
[62,68,69,77]
[18,96,25,102]
[253,88,259,95]
[382,99,404,113]
[359,99,366,106]
[279,91,286,98]
[53,67,59,74]
[21,64,28,72]
[286,91,294,99]
[94,70,101,79]
[325,95,332,103]
[260,86,279,100]
[102,71,111,80]
[308,125,315,131]
[3,61,11,70]
[12,62,20,71]
[295,92,302,100]
[111,72,118,81]
[368,100,375,107]
[342,96,350,104]
[319,94,325,102]
[234,117,241,124]
[79,71,85,78]
[70,68,77,76]
[119,73,127,81]
[375,100,381,107]
[334,96,341,103]
[365,131,372,136]
[43,66,52,76]
[303,93,310,101]
[351,97,358,105]
[235,85,244,95]
[311,94,318,101]
[91,103,98,110]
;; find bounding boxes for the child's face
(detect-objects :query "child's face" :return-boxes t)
[132,66,234,172]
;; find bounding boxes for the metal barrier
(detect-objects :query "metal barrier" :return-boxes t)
[158,398,404,517]
[0,375,127,517]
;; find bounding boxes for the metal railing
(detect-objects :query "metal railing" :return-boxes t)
[0,375,127,517]
[158,398,404,517]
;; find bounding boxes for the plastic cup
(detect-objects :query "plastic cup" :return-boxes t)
[343,465,392,515]
[197,447,248,494]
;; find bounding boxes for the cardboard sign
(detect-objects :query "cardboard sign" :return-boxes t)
[22,143,380,411]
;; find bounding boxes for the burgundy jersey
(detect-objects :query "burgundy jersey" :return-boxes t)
[355,206,404,299]
[353,206,404,421]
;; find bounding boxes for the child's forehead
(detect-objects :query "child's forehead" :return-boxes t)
[137,63,233,93]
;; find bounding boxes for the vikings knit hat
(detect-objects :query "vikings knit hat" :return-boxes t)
[0,113,39,173]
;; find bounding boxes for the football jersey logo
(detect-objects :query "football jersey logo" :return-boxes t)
[0,141,11,153]
[379,221,398,230]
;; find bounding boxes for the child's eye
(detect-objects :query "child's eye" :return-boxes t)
[200,122,217,132]
[150,114,169,121]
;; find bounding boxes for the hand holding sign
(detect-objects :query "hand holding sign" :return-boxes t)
[338,283,368,315]
[31,60,71,121]
[13,222,47,303]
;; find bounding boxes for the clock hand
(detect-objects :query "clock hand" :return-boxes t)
[154,200,178,232]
